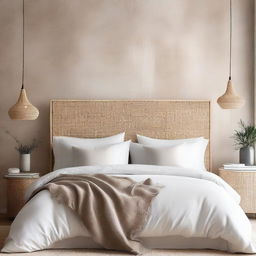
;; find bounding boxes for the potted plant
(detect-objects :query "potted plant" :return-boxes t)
[233,120,256,166]
[5,131,39,172]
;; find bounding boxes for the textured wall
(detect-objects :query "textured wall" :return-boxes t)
[0,0,254,212]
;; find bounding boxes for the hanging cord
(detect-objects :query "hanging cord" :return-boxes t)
[229,0,232,80]
[21,0,25,89]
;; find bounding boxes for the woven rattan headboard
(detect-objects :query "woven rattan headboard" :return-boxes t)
[50,100,211,171]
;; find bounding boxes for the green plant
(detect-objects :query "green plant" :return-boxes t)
[5,130,39,154]
[233,120,256,149]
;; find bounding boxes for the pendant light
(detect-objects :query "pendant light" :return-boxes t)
[217,0,244,109]
[8,0,39,120]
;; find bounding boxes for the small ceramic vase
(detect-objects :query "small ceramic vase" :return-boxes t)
[20,153,31,172]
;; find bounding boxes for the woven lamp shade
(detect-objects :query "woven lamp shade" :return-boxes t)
[217,1,245,109]
[217,80,244,109]
[8,88,39,120]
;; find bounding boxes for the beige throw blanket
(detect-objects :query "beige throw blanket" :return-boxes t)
[29,174,161,254]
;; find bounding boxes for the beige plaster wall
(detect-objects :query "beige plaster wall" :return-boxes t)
[0,0,254,212]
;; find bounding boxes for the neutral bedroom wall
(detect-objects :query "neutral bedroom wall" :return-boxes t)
[0,0,254,212]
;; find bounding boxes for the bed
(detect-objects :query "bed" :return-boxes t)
[2,100,256,254]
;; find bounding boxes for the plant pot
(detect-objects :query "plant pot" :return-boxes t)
[20,153,31,172]
[239,146,255,166]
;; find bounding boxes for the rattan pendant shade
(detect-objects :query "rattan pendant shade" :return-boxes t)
[217,79,244,109]
[8,0,39,120]
[8,86,39,120]
[217,0,244,109]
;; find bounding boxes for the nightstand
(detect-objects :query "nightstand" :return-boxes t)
[4,175,39,219]
[218,168,256,214]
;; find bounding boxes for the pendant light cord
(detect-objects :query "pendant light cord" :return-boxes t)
[229,0,232,80]
[21,0,25,89]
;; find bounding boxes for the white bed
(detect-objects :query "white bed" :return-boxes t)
[2,165,255,253]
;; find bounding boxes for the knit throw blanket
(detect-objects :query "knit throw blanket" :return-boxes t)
[29,174,161,254]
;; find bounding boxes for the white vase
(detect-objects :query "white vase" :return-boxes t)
[20,154,31,172]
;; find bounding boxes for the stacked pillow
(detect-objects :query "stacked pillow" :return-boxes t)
[53,132,128,170]
[72,141,130,167]
[130,135,208,171]
[53,132,208,171]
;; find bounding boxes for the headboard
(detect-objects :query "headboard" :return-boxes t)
[50,100,211,171]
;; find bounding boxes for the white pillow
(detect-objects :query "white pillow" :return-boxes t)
[72,141,130,166]
[130,141,208,170]
[136,134,208,170]
[137,134,204,146]
[130,143,147,164]
[53,132,125,170]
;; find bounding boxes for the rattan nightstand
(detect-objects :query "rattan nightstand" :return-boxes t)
[218,168,256,214]
[4,174,39,219]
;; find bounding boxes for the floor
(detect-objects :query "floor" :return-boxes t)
[0,217,255,255]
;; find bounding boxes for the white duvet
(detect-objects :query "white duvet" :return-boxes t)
[2,164,256,253]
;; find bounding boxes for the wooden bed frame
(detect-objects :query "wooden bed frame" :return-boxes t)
[50,100,211,171]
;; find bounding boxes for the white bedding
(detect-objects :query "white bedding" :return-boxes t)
[2,164,256,253]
